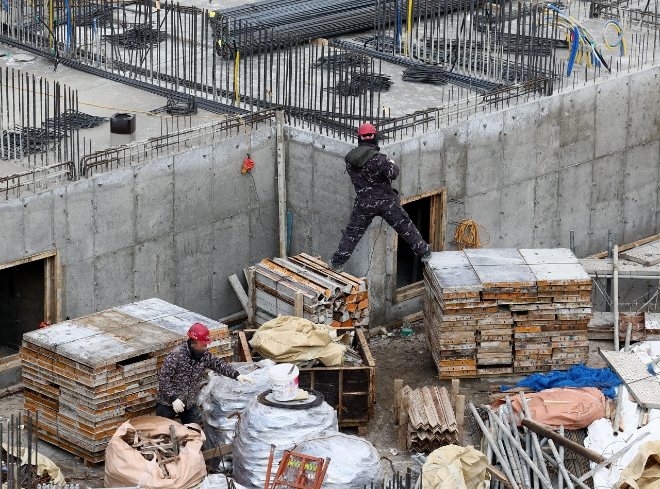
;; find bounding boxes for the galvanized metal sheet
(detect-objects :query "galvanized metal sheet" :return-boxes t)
[55,334,140,368]
[432,266,483,291]
[473,264,536,286]
[529,263,591,283]
[23,322,101,351]
[519,248,578,265]
[465,248,525,266]
[600,350,660,409]
[426,251,471,269]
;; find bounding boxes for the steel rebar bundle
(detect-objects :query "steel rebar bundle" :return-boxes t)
[2,411,40,489]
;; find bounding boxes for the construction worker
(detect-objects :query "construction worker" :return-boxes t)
[156,322,254,425]
[330,123,431,272]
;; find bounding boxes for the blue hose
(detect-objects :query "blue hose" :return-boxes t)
[395,0,401,47]
[567,25,579,75]
[64,0,72,50]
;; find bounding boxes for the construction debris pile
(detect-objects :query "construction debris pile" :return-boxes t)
[120,425,186,478]
[424,248,592,378]
[249,253,369,329]
[104,417,207,489]
[20,299,231,464]
[398,386,458,452]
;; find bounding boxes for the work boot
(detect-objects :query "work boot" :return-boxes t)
[329,261,344,273]
[421,251,432,263]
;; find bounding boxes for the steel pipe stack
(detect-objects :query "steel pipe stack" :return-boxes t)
[249,253,369,329]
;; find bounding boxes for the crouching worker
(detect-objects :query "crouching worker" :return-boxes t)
[156,322,254,424]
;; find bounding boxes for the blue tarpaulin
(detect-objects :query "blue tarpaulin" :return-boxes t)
[501,363,622,399]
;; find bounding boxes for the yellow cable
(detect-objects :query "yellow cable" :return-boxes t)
[49,0,53,51]
[234,50,240,106]
[405,0,413,57]
[454,219,490,250]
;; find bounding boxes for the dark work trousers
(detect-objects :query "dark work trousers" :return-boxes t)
[332,197,430,266]
[156,402,201,425]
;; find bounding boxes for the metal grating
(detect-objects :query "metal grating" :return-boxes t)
[600,350,660,409]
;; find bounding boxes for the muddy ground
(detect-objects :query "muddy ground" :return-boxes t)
[0,323,613,486]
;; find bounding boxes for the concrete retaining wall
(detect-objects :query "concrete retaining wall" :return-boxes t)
[286,67,660,325]
[0,128,279,320]
[1,66,659,326]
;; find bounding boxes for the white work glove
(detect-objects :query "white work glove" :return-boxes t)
[236,375,254,385]
[172,399,185,413]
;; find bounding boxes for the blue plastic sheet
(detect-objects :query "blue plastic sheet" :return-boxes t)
[501,363,622,398]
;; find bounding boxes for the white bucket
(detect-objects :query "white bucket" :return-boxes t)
[269,363,299,401]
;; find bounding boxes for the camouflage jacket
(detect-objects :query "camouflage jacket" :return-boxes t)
[345,141,399,200]
[157,342,239,408]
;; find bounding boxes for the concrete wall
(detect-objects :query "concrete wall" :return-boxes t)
[1,65,659,327]
[0,127,279,321]
[286,66,660,325]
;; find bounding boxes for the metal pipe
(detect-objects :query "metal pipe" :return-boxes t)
[614,244,620,351]
[485,407,553,489]
[467,403,521,489]
[606,229,613,312]
[548,440,575,489]
[518,393,550,482]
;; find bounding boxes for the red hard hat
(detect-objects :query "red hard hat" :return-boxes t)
[188,323,212,344]
[357,123,377,137]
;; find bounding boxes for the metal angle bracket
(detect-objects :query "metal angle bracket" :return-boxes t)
[600,349,660,409]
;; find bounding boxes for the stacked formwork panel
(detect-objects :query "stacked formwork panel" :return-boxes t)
[20,298,231,463]
[424,249,592,378]
[250,253,369,329]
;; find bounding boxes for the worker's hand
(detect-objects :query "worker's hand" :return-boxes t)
[172,399,185,413]
[236,375,254,385]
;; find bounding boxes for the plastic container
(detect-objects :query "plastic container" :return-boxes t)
[269,363,299,401]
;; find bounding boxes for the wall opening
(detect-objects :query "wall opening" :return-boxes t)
[394,188,447,302]
[396,198,431,288]
[0,253,58,356]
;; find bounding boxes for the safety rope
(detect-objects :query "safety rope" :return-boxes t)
[453,219,490,250]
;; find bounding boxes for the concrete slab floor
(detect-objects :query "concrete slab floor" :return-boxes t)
[0,46,221,174]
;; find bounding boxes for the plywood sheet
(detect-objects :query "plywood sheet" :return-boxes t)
[621,239,660,266]
[426,251,471,269]
[529,263,591,284]
[473,264,536,286]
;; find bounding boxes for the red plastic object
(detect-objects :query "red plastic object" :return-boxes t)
[39,322,51,329]
[263,446,330,489]
[242,156,255,174]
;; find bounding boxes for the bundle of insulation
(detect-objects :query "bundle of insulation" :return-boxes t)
[292,432,383,489]
[232,397,338,489]
[199,359,276,446]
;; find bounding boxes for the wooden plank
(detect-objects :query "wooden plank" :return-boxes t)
[203,444,233,460]
[294,291,304,317]
[230,274,253,323]
[588,233,660,259]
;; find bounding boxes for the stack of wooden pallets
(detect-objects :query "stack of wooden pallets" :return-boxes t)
[400,385,458,452]
[424,249,592,378]
[20,298,231,464]
[249,253,369,328]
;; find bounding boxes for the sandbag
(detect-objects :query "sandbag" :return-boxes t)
[249,316,346,366]
[104,416,206,489]
[422,445,490,489]
[492,387,606,430]
[292,432,383,489]
[199,359,276,446]
[615,440,660,489]
[233,397,338,489]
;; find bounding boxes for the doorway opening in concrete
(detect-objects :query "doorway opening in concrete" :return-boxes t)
[394,188,447,302]
[0,252,58,355]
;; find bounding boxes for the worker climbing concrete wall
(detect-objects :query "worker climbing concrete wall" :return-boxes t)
[0,128,278,321]
[286,65,660,325]
[1,65,659,326]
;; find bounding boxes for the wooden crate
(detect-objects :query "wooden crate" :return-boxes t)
[237,327,375,433]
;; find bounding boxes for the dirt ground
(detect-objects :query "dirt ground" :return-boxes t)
[0,323,614,486]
